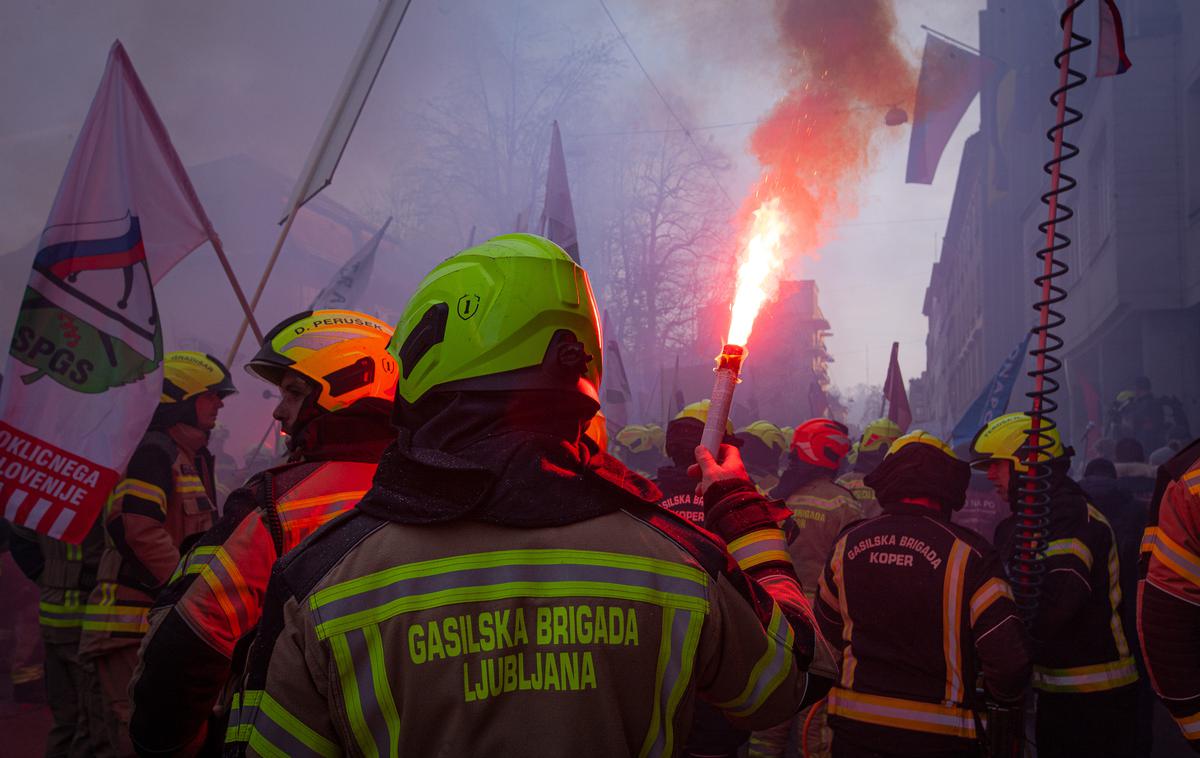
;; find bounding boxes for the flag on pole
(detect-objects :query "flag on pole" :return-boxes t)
[310,216,390,310]
[906,33,983,184]
[949,334,1031,449]
[881,342,912,432]
[1096,0,1132,78]
[600,311,634,429]
[0,41,221,542]
[282,0,413,221]
[540,121,580,263]
[1078,371,1102,459]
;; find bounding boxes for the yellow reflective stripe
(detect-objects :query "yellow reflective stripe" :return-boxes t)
[1145,528,1200,588]
[969,577,1013,627]
[330,633,375,758]
[177,475,206,494]
[714,603,795,717]
[942,541,969,703]
[278,490,368,514]
[830,537,856,687]
[1032,657,1139,692]
[1045,538,1093,570]
[826,688,977,739]
[244,689,341,757]
[113,478,167,512]
[1176,710,1200,739]
[727,528,791,571]
[1101,525,1132,659]
[790,495,852,512]
[172,545,220,583]
[1184,469,1200,495]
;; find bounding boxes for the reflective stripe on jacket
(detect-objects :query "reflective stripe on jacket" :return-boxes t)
[816,505,1030,754]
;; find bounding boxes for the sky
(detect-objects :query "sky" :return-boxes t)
[0,0,985,393]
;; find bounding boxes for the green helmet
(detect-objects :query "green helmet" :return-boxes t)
[388,234,602,405]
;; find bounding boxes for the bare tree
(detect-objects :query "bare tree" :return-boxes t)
[585,127,735,395]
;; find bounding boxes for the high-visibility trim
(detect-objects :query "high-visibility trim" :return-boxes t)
[39,597,85,628]
[66,542,82,561]
[243,689,341,757]
[172,545,220,583]
[329,626,400,758]
[826,688,977,739]
[81,602,150,634]
[177,474,207,495]
[1184,469,1200,496]
[1032,657,1139,693]
[942,540,970,703]
[1101,526,1131,659]
[112,478,167,514]
[196,544,255,639]
[817,571,838,610]
[279,490,367,552]
[1045,538,1093,570]
[714,603,796,718]
[969,577,1013,627]
[308,549,709,640]
[639,608,704,758]
[790,495,854,512]
[1144,527,1200,588]
[727,528,791,571]
[1174,709,1200,739]
[830,538,857,687]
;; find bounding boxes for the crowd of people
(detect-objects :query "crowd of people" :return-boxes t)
[2,232,1199,757]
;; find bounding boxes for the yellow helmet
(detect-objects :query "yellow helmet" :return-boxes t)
[161,351,236,404]
[672,400,734,435]
[860,418,903,453]
[615,424,658,454]
[246,310,398,412]
[738,421,789,457]
[780,426,795,441]
[969,412,1067,473]
[889,430,956,459]
[847,441,860,466]
[585,411,608,452]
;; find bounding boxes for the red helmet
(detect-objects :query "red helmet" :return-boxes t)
[791,418,852,469]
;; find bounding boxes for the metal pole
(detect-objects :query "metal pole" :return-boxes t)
[209,236,263,350]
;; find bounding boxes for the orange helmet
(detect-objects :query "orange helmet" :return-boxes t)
[246,310,397,412]
[791,418,852,470]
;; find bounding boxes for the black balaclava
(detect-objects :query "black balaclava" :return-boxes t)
[865,443,971,513]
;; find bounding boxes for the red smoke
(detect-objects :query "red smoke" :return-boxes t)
[744,0,917,252]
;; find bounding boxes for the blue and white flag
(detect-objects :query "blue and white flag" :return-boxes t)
[950,334,1031,450]
[310,217,389,311]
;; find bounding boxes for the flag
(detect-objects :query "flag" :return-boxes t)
[1096,0,1132,78]
[949,334,1031,449]
[881,342,912,432]
[0,42,220,542]
[906,34,983,184]
[283,0,413,221]
[310,216,390,310]
[600,311,634,429]
[540,121,580,263]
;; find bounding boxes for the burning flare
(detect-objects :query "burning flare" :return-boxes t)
[726,198,790,346]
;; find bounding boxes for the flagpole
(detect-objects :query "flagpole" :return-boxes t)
[226,210,297,365]
[208,236,263,349]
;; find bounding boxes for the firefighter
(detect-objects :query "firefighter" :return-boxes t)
[972,412,1138,758]
[817,431,1031,757]
[837,418,902,519]
[614,423,665,477]
[127,310,398,756]
[1138,438,1200,752]
[224,233,827,756]
[8,519,107,756]
[78,351,234,757]
[738,421,788,494]
[654,401,736,525]
[751,419,860,758]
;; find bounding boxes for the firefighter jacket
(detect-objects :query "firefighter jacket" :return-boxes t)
[654,464,705,526]
[995,476,1138,696]
[1139,439,1200,750]
[8,520,105,644]
[778,474,862,600]
[129,405,394,757]
[835,471,882,520]
[225,430,825,757]
[815,502,1031,755]
[79,422,217,657]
